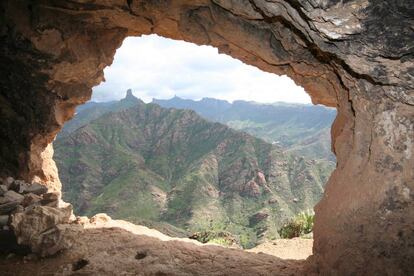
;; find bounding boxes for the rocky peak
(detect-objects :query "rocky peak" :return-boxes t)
[124,89,137,101]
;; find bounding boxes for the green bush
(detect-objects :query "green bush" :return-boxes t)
[208,237,233,246]
[189,230,238,247]
[278,210,314,239]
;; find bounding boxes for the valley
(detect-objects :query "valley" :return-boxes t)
[54,91,335,248]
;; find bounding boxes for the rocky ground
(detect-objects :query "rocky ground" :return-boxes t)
[0,215,311,275]
[248,238,313,260]
[0,177,314,275]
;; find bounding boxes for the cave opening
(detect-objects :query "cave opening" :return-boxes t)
[53,34,336,254]
[1,1,412,274]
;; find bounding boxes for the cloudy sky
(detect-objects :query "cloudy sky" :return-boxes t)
[92,35,311,104]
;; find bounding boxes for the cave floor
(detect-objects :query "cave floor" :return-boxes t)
[0,220,311,275]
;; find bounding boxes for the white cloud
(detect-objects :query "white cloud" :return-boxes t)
[92,35,311,104]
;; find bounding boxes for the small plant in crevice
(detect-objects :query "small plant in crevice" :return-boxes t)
[278,210,314,239]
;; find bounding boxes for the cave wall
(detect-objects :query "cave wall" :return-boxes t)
[0,0,413,274]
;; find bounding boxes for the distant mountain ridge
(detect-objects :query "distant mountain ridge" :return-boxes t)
[54,91,334,248]
[58,89,142,138]
[152,96,336,161]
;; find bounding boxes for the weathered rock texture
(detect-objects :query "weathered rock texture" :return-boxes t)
[0,0,413,275]
[0,218,306,276]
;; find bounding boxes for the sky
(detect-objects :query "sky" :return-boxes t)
[92,34,311,104]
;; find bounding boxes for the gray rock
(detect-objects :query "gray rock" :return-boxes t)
[12,205,24,214]
[10,180,28,194]
[0,196,8,205]
[24,183,48,195]
[11,205,75,256]
[3,177,14,189]
[0,201,19,215]
[4,190,24,203]
[41,192,59,205]
[0,185,8,196]
[43,200,59,208]
[0,215,9,226]
[21,193,42,207]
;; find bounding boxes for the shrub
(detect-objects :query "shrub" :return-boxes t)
[189,230,238,247]
[208,237,233,246]
[278,210,314,239]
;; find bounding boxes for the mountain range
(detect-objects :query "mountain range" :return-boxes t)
[153,96,336,162]
[54,90,335,248]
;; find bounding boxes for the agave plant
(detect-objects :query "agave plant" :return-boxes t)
[278,210,315,239]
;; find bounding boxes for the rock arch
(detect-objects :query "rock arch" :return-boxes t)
[1,0,413,274]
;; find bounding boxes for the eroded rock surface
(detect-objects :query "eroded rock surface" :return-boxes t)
[0,0,413,275]
[0,222,306,276]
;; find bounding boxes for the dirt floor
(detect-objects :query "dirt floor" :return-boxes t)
[0,219,313,275]
[248,238,313,260]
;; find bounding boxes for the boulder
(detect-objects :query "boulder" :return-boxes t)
[21,193,42,207]
[0,215,9,226]
[41,192,59,205]
[9,180,28,193]
[89,213,112,224]
[0,201,20,215]
[12,205,24,215]
[3,177,14,189]
[35,224,81,257]
[74,216,89,225]
[24,183,48,195]
[0,185,8,196]
[40,192,59,207]
[10,205,74,255]
[3,190,24,204]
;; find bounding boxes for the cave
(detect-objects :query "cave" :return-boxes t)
[0,0,413,275]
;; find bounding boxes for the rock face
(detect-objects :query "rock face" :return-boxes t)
[0,0,413,275]
[11,205,74,257]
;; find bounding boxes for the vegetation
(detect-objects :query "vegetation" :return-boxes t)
[54,93,333,248]
[278,210,314,239]
[189,230,238,247]
[153,96,336,162]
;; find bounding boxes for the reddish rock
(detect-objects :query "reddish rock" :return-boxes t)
[21,193,42,208]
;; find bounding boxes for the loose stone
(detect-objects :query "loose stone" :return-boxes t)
[0,201,20,215]
[24,183,48,195]
[0,215,9,226]
[4,190,24,203]
[22,193,42,207]
[9,180,28,194]
[0,185,8,196]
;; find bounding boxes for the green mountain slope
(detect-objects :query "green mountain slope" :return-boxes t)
[54,99,333,248]
[58,89,141,138]
[153,97,336,162]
